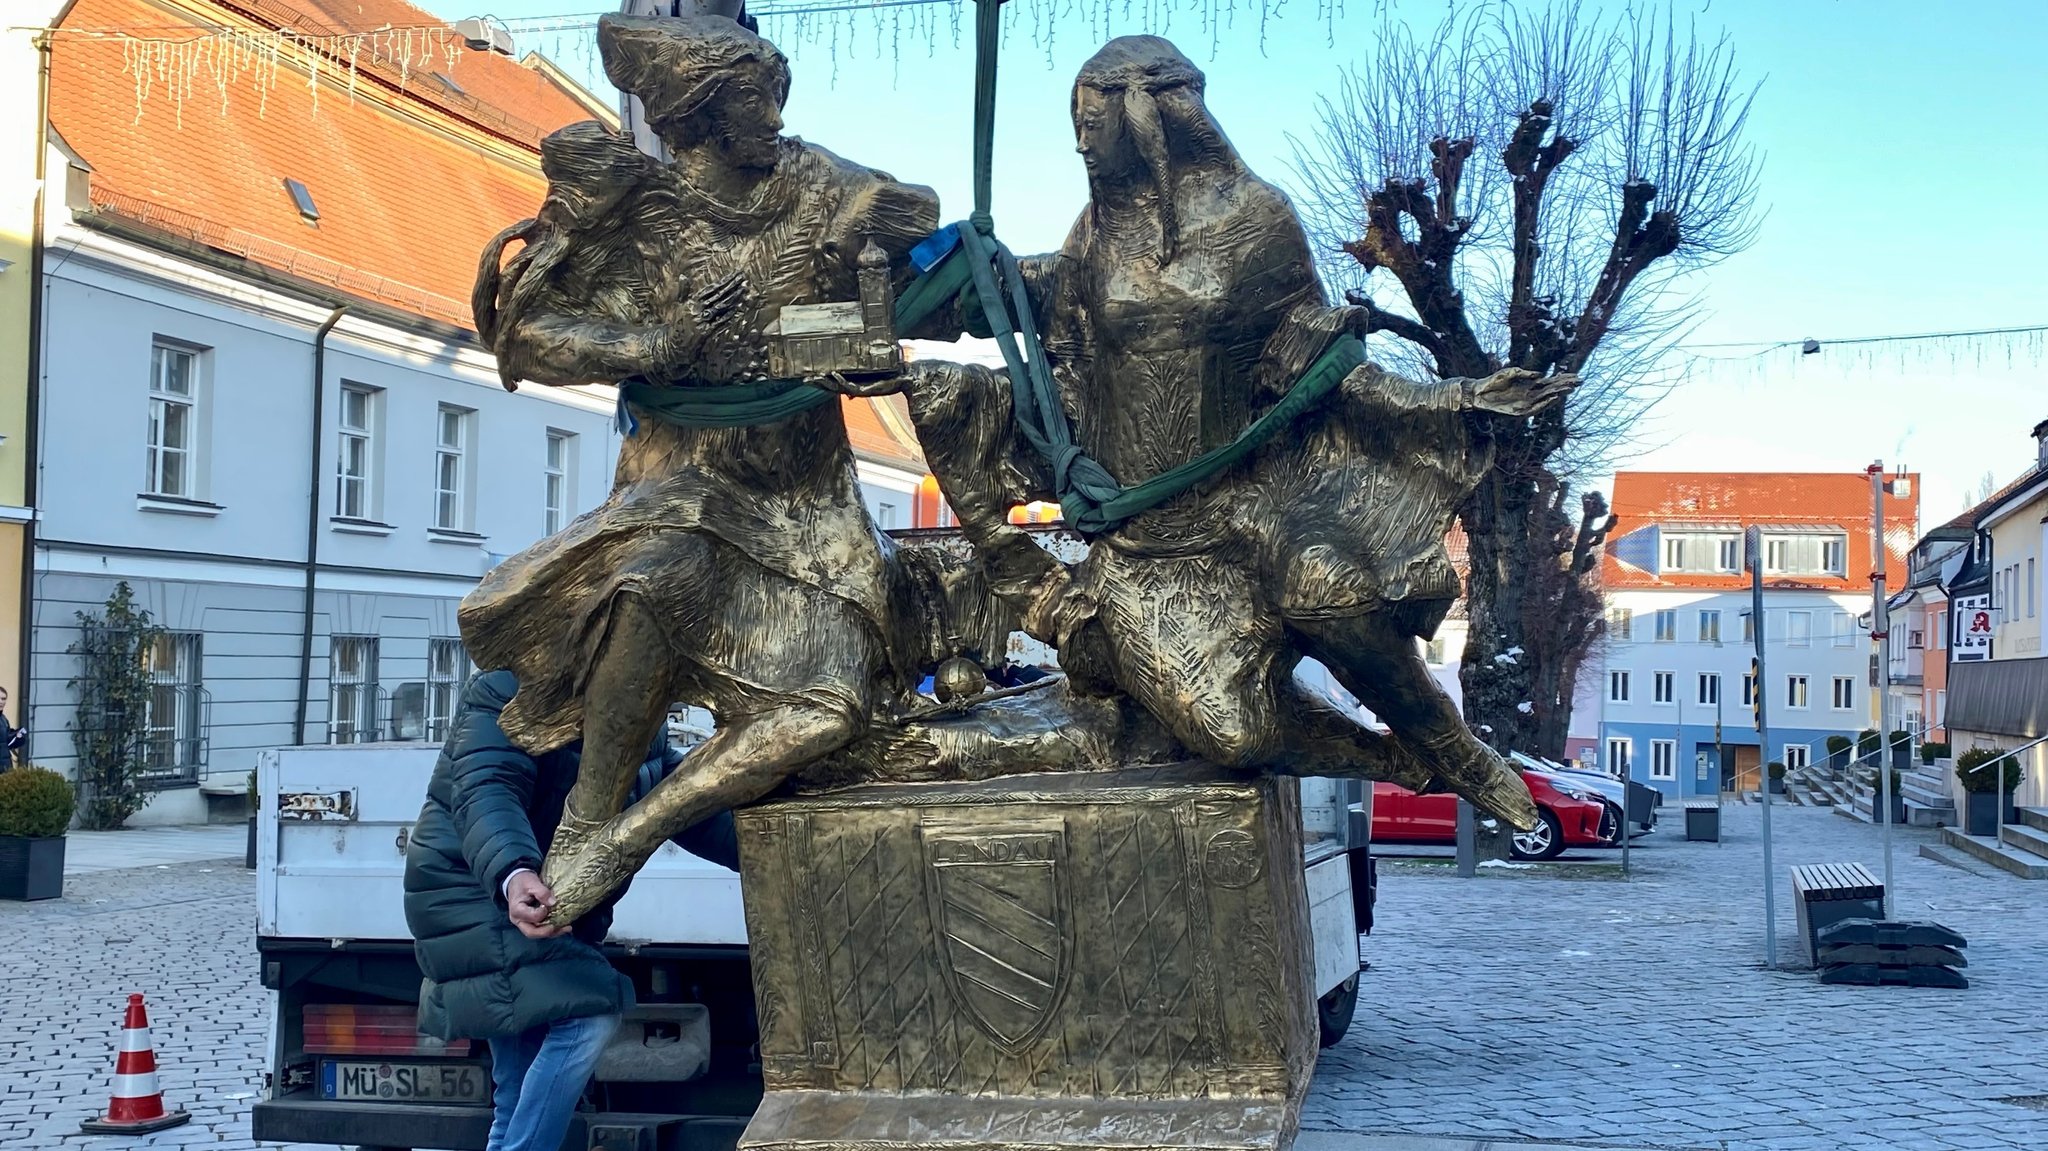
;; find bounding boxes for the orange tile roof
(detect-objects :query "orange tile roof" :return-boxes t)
[841,394,928,472]
[1603,471,1920,593]
[51,0,566,328]
[52,0,925,462]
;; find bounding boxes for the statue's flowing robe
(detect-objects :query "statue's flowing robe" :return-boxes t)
[463,138,937,751]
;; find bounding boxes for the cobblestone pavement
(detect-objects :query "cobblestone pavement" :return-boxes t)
[7,804,2048,1150]
[0,856,285,1149]
[1307,802,2048,1150]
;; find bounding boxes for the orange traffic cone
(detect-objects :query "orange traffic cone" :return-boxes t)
[80,993,191,1135]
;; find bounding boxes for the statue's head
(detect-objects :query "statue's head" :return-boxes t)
[538,122,656,220]
[1072,37,1233,258]
[600,13,790,170]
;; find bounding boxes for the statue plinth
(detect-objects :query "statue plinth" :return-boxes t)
[735,764,1317,1151]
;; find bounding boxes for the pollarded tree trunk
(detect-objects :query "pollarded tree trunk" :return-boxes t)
[1459,463,1538,755]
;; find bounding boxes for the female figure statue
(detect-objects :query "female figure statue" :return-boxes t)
[896,37,1569,828]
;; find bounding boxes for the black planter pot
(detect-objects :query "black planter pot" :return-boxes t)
[1768,776,1786,795]
[1828,749,1850,772]
[245,816,257,870]
[1964,791,2018,837]
[1889,743,1911,771]
[0,835,65,901]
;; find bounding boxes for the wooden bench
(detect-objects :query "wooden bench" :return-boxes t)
[1792,863,1886,966]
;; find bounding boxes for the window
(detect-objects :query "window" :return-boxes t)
[140,632,205,786]
[147,342,200,498]
[1663,537,1687,571]
[1653,671,1675,704]
[1654,610,1677,643]
[2031,559,2038,618]
[330,636,380,744]
[1764,534,1849,576]
[1743,612,1755,643]
[434,406,474,531]
[1609,670,1631,703]
[1607,608,1632,641]
[876,502,900,529]
[426,638,467,744]
[1832,676,1855,710]
[336,384,378,520]
[1606,737,1633,776]
[1659,533,1741,574]
[1784,744,1810,771]
[1423,635,1447,666]
[1698,610,1721,643]
[544,431,572,536]
[1742,672,1757,707]
[1832,611,1855,648]
[283,176,320,222]
[1786,611,1812,647]
[1649,739,1676,780]
[1934,611,1947,650]
[1786,675,1809,709]
[1936,689,1947,725]
[1698,672,1721,706]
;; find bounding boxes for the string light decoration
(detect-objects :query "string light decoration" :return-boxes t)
[37,0,1351,125]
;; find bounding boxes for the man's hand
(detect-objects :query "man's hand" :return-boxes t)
[506,871,568,939]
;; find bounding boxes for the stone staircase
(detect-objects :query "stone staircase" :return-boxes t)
[1899,762,1956,827]
[1937,806,2048,879]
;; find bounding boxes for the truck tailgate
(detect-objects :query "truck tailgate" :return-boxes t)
[257,745,746,945]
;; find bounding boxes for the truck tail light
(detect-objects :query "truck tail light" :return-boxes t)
[302,1004,471,1057]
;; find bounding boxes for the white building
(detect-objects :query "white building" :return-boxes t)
[28,0,934,825]
[1596,472,1920,799]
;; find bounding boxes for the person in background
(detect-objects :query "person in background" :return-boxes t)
[0,686,27,769]
[403,670,738,1151]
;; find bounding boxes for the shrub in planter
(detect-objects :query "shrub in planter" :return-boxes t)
[1825,734,1853,773]
[1767,761,1786,794]
[1957,747,2023,835]
[1887,729,1913,771]
[1856,729,1880,763]
[1920,741,1951,766]
[0,766,75,901]
[1865,766,1905,823]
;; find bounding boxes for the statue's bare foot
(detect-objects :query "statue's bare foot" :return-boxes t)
[1411,733,1539,831]
[539,813,646,928]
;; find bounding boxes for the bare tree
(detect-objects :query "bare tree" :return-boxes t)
[1291,1,1759,756]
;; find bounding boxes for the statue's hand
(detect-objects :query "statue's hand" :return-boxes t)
[1470,368,1578,416]
[805,369,904,398]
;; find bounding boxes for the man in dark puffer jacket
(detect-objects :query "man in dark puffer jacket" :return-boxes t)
[404,670,737,1151]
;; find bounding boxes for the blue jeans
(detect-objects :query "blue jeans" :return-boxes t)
[485,1013,620,1151]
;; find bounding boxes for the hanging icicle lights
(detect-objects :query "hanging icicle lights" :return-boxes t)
[36,0,1346,125]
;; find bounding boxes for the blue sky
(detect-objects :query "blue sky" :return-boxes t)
[440,0,2048,522]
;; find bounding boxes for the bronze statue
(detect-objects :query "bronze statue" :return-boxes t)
[883,37,1563,826]
[466,20,1568,929]
[462,21,1584,1151]
[464,13,947,926]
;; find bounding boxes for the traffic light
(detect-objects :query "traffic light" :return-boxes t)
[1750,657,1762,732]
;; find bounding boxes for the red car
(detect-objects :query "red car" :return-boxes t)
[1371,770,1619,860]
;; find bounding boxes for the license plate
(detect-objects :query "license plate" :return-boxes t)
[319,1059,490,1105]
